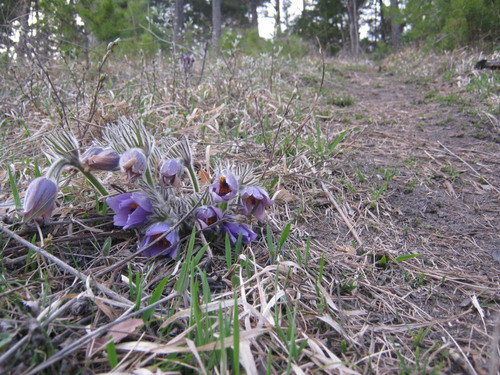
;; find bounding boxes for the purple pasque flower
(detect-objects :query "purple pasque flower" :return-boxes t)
[81,146,102,159]
[23,177,58,224]
[138,222,179,258]
[210,171,239,203]
[241,186,274,221]
[120,148,147,183]
[106,192,153,229]
[81,147,120,172]
[160,159,183,187]
[180,54,195,71]
[223,222,258,245]
[195,205,223,230]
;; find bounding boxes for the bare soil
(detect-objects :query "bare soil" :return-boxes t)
[305,67,500,373]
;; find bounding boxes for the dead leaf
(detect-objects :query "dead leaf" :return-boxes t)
[94,298,118,321]
[92,318,144,354]
[198,169,212,186]
[274,189,294,203]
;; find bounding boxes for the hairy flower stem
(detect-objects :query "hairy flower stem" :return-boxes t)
[46,158,70,182]
[76,166,109,196]
[186,164,199,193]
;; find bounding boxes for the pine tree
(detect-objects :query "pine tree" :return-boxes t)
[212,0,221,46]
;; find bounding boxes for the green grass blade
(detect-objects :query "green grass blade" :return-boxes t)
[327,130,347,154]
[219,305,227,371]
[174,226,196,293]
[142,276,170,323]
[234,231,243,258]
[232,292,240,375]
[106,339,118,368]
[304,236,311,268]
[225,233,232,269]
[7,167,21,210]
[201,270,211,304]
[193,244,209,268]
[134,271,143,311]
[102,237,112,256]
[394,254,421,263]
[266,348,273,375]
[33,157,42,177]
[266,224,276,261]
[278,222,292,249]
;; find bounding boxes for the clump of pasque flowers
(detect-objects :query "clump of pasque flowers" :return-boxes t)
[20,117,274,261]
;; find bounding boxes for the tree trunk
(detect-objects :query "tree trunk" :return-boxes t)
[346,0,360,58]
[378,0,385,42]
[390,0,401,49]
[275,0,281,36]
[250,0,258,29]
[17,0,31,57]
[212,0,221,46]
[174,0,184,45]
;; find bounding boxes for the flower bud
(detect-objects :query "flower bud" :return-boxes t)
[120,148,147,183]
[23,177,58,224]
[81,147,120,172]
[160,159,183,187]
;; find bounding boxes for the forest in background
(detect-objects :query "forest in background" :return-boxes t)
[1,0,499,61]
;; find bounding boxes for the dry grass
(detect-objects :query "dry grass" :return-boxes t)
[0,45,499,374]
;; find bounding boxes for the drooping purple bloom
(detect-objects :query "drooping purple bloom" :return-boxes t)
[23,177,58,224]
[180,54,195,71]
[120,148,147,183]
[138,222,179,258]
[241,186,274,221]
[195,206,223,230]
[106,192,153,229]
[223,222,258,244]
[81,147,120,172]
[81,146,103,159]
[160,159,183,187]
[210,171,239,203]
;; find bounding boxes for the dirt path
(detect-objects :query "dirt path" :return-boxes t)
[311,69,500,372]
[341,71,499,266]
[338,72,500,367]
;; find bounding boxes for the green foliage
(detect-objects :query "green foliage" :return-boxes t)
[219,28,308,58]
[404,0,500,49]
[79,0,135,42]
[77,0,164,55]
[39,0,87,56]
[328,95,354,107]
[0,1,24,49]
[467,72,500,113]
[291,0,345,54]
